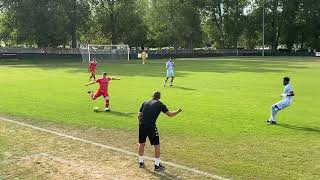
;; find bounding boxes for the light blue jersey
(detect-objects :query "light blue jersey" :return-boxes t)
[166,60,174,71]
[166,60,175,77]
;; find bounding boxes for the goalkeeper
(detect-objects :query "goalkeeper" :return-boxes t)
[141,50,147,64]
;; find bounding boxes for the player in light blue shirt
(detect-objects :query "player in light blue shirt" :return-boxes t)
[164,57,175,86]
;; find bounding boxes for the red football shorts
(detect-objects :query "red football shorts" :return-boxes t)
[94,90,109,98]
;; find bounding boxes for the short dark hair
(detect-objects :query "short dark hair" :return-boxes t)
[283,77,290,81]
[152,91,161,100]
[102,72,107,76]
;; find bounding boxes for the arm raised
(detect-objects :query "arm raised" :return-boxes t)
[165,107,183,117]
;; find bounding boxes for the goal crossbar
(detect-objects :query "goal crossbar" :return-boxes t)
[80,44,130,62]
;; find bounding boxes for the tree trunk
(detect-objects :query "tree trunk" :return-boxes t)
[109,0,117,45]
[217,2,224,49]
[271,0,279,52]
[110,12,117,44]
[71,29,77,48]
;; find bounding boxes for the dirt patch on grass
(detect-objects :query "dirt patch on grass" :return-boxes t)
[0,119,216,180]
[20,153,122,180]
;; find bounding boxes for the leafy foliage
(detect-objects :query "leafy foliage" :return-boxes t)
[0,0,318,50]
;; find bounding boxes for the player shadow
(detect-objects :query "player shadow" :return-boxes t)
[143,168,179,179]
[277,123,320,134]
[108,111,136,117]
[170,86,197,91]
[94,110,135,117]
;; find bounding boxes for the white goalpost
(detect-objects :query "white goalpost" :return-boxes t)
[79,44,130,62]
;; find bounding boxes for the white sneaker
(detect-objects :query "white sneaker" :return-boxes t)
[267,117,276,123]
[105,108,110,112]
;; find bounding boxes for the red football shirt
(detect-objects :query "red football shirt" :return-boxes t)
[89,61,97,71]
[96,77,112,92]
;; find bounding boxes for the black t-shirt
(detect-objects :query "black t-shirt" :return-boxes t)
[139,100,169,127]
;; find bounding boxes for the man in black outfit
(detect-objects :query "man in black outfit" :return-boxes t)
[138,91,182,171]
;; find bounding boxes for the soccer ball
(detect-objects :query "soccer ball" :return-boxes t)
[93,107,99,112]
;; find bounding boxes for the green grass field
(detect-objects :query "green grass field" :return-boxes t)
[0,57,319,179]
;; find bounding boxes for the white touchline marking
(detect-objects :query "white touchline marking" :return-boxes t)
[0,117,230,180]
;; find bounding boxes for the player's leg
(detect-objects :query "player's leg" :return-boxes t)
[148,126,164,171]
[104,92,110,111]
[154,144,163,170]
[170,74,175,86]
[138,143,146,167]
[89,73,93,81]
[92,72,96,80]
[164,77,169,86]
[138,126,147,168]
[169,71,174,86]
[269,105,280,124]
[88,90,101,100]
[268,100,289,124]
[164,70,170,86]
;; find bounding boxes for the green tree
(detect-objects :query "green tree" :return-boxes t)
[299,0,320,50]
[0,0,90,47]
[202,0,248,49]
[147,0,203,49]
[93,0,148,46]
[1,0,67,47]
[241,9,262,49]
[63,0,91,48]
[279,0,301,50]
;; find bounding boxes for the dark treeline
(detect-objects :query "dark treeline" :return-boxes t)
[0,0,319,51]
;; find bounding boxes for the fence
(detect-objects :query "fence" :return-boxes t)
[0,47,81,59]
[0,47,316,60]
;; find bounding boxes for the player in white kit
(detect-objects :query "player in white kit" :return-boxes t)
[163,57,175,86]
[267,77,295,125]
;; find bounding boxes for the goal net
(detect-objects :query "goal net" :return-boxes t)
[79,44,130,62]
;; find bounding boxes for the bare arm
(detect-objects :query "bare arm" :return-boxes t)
[288,91,295,96]
[85,81,96,86]
[281,91,295,97]
[165,107,183,117]
[111,77,121,80]
[137,112,142,125]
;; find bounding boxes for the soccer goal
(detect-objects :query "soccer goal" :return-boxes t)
[79,44,130,62]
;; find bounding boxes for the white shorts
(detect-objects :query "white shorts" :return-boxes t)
[273,100,291,110]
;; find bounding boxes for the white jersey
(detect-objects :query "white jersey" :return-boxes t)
[283,84,293,102]
[166,61,174,71]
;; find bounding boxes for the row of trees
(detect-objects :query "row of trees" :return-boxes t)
[0,0,319,51]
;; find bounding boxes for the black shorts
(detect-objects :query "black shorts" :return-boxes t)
[139,125,159,145]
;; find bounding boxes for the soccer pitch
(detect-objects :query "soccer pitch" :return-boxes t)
[0,57,319,179]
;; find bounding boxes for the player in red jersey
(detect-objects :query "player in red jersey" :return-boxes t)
[85,72,120,111]
[88,58,98,81]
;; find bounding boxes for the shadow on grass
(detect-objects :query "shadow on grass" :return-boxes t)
[277,123,320,134]
[0,57,318,77]
[144,168,179,180]
[94,110,135,117]
[169,86,197,91]
[108,111,136,117]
